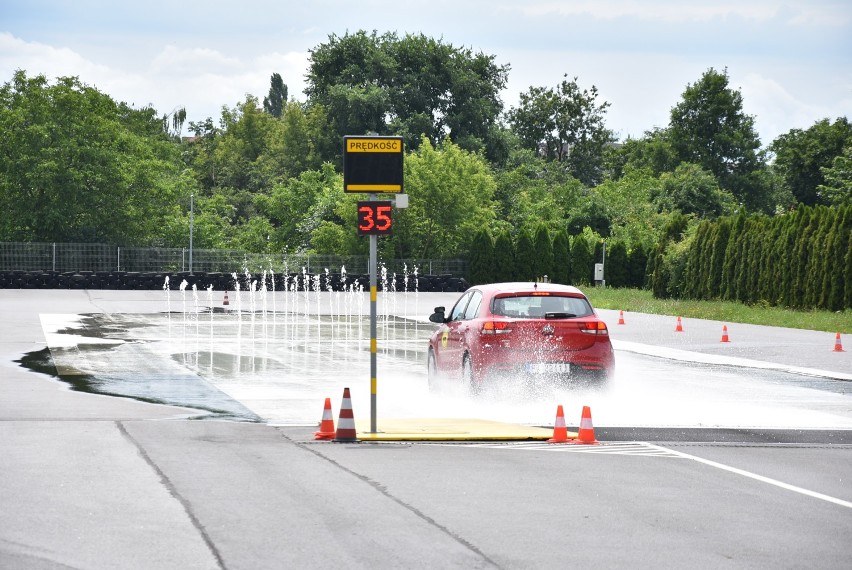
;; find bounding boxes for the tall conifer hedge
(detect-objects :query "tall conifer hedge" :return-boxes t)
[667,205,851,310]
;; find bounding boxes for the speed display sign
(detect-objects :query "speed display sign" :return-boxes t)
[343,135,404,434]
[357,201,393,236]
[343,136,404,194]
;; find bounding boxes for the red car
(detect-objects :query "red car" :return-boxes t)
[426,282,614,392]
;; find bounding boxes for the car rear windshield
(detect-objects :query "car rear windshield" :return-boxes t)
[491,294,593,318]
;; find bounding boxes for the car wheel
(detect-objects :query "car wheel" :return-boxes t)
[427,348,440,391]
[462,353,481,395]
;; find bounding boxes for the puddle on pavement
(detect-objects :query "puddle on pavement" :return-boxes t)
[17,309,852,428]
[18,314,262,421]
[19,310,433,424]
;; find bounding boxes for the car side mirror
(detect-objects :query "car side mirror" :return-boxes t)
[429,306,446,323]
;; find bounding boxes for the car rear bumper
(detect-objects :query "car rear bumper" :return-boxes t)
[476,341,615,378]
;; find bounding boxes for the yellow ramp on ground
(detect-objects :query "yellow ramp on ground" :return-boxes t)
[355,418,577,441]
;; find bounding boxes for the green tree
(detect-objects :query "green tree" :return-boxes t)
[513,229,536,281]
[707,218,731,298]
[770,118,852,206]
[507,75,614,186]
[648,213,691,298]
[627,244,650,288]
[570,234,593,284]
[605,240,628,288]
[551,229,571,285]
[263,163,344,252]
[305,31,509,161]
[791,207,818,308]
[648,246,667,298]
[780,208,810,306]
[212,97,285,196]
[566,192,612,237]
[0,71,185,244]
[608,130,678,179]
[804,207,834,307]
[654,163,736,219]
[668,68,770,212]
[392,137,497,259]
[263,73,288,118]
[817,144,852,206]
[532,224,554,280]
[592,168,666,248]
[824,206,851,309]
[846,222,852,309]
[493,230,515,282]
[468,228,495,285]
[494,149,584,231]
[185,117,221,190]
[275,101,321,178]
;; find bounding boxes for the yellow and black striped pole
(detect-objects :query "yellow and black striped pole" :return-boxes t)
[369,194,378,433]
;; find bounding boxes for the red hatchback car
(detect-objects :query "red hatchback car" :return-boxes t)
[426,282,614,392]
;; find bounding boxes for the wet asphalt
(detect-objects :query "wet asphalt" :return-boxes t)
[1,289,850,569]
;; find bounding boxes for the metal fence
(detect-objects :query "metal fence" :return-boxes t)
[0,242,468,276]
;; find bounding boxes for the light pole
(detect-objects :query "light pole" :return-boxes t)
[189,193,194,274]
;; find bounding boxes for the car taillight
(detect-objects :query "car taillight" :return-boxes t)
[580,321,609,335]
[482,321,513,335]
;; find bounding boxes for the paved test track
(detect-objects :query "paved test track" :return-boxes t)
[1,290,850,569]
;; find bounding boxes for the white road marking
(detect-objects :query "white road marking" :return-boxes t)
[450,441,685,457]
[645,443,852,509]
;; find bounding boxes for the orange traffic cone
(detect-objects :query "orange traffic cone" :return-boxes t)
[833,333,845,352]
[721,325,730,343]
[314,397,336,440]
[617,310,625,325]
[547,405,570,443]
[675,316,683,332]
[223,291,230,306]
[574,405,598,445]
[334,387,358,442]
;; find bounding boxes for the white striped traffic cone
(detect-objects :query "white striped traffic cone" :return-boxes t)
[314,397,335,440]
[574,405,599,445]
[547,405,569,443]
[334,387,358,442]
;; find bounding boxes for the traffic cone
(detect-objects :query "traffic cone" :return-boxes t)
[223,291,230,306]
[334,387,358,442]
[574,405,599,445]
[617,310,625,325]
[675,316,683,332]
[834,333,845,352]
[314,397,336,440]
[547,405,569,443]
[721,325,730,343]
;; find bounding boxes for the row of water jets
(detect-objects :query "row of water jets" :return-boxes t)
[164,263,420,322]
[163,264,425,381]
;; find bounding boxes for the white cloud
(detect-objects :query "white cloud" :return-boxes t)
[740,72,852,144]
[0,32,112,82]
[513,0,847,25]
[150,46,243,77]
[0,33,312,130]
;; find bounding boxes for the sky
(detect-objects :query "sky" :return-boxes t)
[1,0,850,146]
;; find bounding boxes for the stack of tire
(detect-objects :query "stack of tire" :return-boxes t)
[0,270,470,293]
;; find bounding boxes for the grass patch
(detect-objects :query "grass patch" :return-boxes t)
[584,287,852,334]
